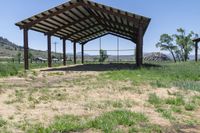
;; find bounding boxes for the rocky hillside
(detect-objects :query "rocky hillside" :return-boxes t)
[0,37,23,58]
[144,52,171,62]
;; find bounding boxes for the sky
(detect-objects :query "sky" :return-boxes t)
[0,0,200,55]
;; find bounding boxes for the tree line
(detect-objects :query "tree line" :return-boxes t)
[156,28,198,62]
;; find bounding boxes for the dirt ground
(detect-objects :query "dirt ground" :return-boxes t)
[0,65,200,133]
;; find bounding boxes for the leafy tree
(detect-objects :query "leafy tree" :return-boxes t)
[16,52,21,64]
[173,28,195,61]
[156,34,177,62]
[29,52,34,63]
[99,49,108,63]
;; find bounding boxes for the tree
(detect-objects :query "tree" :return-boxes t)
[99,49,108,63]
[156,34,177,62]
[173,28,195,61]
[29,52,34,63]
[17,52,21,64]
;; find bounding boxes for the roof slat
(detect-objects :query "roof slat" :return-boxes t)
[16,0,150,44]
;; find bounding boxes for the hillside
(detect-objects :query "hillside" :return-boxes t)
[0,36,51,59]
[0,36,23,58]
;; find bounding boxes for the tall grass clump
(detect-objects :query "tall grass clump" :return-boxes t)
[0,63,21,77]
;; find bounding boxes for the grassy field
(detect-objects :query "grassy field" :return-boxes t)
[0,62,200,133]
[0,62,73,77]
[102,62,200,92]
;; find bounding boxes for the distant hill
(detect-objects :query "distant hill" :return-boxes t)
[0,36,62,59]
[0,36,23,58]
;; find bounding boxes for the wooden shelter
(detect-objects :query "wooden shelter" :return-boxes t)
[193,38,200,62]
[15,0,151,70]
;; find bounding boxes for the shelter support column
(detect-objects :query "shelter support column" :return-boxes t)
[195,42,198,62]
[47,35,52,67]
[23,28,29,70]
[63,39,66,66]
[81,44,84,64]
[136,27,143,67]
[73,42,76,64]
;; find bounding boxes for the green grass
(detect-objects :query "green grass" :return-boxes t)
[0,62,65,77]
[0,117,6,127]
[88,110,147,132]
[156,108,175,120]
[148,93,163,106]
[165,96,185,106]
[0,63,20,77]
[184,103,196,111]
[101,62,200,91]
[24,110,163,133]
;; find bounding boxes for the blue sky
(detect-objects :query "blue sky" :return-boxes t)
[0,0,200,55]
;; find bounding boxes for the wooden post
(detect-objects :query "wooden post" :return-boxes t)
[81,44,84,64]
[47,35,52,67]
[63,39,66,66]
[195,42,198,62]
[136,27,143,67]
[73,42,76,64]
[23,28,29,70]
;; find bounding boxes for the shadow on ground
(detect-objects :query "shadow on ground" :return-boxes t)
[41,63,161,72]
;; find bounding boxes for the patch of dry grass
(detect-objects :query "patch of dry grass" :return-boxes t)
[0,67,200,132]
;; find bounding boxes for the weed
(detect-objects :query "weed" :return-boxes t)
[184,119,200,126]
[129,124,162,133]
[0,117,6,127]
[88,110,148,132]
[148,93,163,106]
[171,106,182,113]
[26,110,150,133]
[156,108,175,120]
[184,103,196,111]
[165,96,185,106]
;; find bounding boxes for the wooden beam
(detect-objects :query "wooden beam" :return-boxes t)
[195,42,198,62]
[136,27,143,67]
[82,2,141,27]
[80,33,109,44]
[75,28,105,42]
[73,42,76,64]
[47,35,52,67]
[61,12,93,36]
[81,44,84,64]
[46,16,92,35]
[106,28,136,42]
[23,29,29,70]
[108,32,133,42]
[77,26,135,44]
[65,23,100,39]
[63,39,66,66]
[18,3,82,29]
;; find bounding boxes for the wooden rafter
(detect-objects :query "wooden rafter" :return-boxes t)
[17,2,82,29]
[16,0,150,44]
[75,28,106,42]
